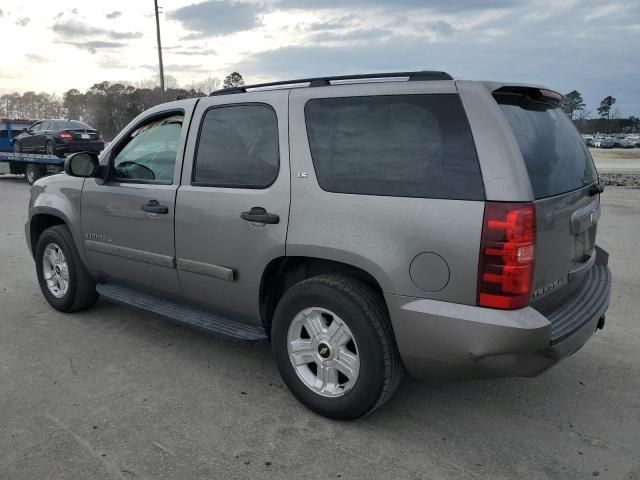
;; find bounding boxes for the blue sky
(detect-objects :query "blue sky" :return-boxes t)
[1,0,639,116]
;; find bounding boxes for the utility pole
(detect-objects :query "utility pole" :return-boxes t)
[154,0,165,103]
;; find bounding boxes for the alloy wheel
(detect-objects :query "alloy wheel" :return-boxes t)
[42,243,69,298]
[287,307,360,397]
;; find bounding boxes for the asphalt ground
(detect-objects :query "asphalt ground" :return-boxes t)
[1,176,639,480]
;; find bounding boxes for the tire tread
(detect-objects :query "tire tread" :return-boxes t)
[277,274,403,418]
[36,225,98,312]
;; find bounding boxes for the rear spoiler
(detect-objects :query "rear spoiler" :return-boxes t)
[492,85,563,107]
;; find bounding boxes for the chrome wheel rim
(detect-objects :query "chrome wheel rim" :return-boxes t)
[42,243,69,298]
[26,166,35,184]
[287,307,360,398]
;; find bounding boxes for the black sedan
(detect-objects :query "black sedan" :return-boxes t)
[13,119,104,157]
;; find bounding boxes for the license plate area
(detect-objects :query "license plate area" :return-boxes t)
[81,133,90,139]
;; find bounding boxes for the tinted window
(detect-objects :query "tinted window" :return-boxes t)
[55,120,92,130]
[111,114,183,184]
[193,104,279,188]
[40,121,51,131]
[304,94,483,200]
[496,95,597,199]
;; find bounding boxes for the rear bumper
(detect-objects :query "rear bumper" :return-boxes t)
[386,247,612,380]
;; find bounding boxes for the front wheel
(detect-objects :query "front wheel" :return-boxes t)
[35,225,98,312]
[13,141,21,153]
[272,275,403,420]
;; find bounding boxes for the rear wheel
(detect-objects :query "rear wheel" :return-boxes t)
[272,274,403,420]
[35,225,98,312]
[25,163,44,185]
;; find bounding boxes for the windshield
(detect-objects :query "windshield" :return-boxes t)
[496,93,597,199]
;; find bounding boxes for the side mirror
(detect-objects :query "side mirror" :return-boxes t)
[22,128,27,133]
[64,152,99,178]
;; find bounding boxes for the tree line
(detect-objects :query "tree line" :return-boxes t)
[561,90,638,134]
[2,74,636,137]
[0,72,245,140]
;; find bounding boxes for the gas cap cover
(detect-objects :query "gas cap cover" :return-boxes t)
[409,252,450,292]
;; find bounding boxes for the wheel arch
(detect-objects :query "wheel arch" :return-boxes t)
[259,256,387,334]
[29,212,67,256]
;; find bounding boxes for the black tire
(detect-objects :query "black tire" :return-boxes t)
[24,163,44,185]
[35,225,98,312]
[272,274,403,420]
[13,141,21,153]
[45,140,57,156]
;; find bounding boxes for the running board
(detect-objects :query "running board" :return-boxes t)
[96,284,268,343]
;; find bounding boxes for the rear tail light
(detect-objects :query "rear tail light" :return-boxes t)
[477,202,536,310]
[59,131,72,142]
[98,132,104,142]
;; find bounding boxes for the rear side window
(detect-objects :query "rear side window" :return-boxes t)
[304,94,484,200]
[193,104,279,188]
[496,94,597,199]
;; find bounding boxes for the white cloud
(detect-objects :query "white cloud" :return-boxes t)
[0,0,638,115]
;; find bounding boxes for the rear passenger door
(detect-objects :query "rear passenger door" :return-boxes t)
[37,121,51,151]
[175,91,290,325]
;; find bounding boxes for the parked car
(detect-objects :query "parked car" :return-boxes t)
[581,134,594,147]
[25,72,611,420]
[13,119,104,157]
[593,136,615,148]
[621,135,640,148]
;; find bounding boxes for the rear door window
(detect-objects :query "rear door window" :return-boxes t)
[193,104,279,188]
[304,94,484,200]
[496,94,597,199]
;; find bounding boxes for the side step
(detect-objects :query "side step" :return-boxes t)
[96,284,268,343]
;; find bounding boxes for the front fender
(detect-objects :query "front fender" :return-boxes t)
[27,175,85,260]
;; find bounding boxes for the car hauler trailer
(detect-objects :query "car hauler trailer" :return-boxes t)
[1,118,65,184]
[0,152,64,184]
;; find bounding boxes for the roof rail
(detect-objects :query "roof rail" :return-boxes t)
[209,70,453,96]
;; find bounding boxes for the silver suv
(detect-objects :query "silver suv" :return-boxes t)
[25,71,611,420]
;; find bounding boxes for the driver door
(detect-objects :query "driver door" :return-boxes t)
[80,105,195,298]
[22,122,41,151]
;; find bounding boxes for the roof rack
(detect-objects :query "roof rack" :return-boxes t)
[210,70,453,96]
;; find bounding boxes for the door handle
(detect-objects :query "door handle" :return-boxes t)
[142,200,169,214]
[240,207,279,224]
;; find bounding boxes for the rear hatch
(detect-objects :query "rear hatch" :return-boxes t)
[494,87,601,310]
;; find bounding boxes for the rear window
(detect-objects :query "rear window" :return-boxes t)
[304,94,484,200]
[496,94,597,199]
[54,120,92,130]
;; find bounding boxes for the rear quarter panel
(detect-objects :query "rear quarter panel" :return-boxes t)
[288,82,484,304]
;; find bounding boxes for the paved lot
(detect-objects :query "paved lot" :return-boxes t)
[1,176,639,480]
